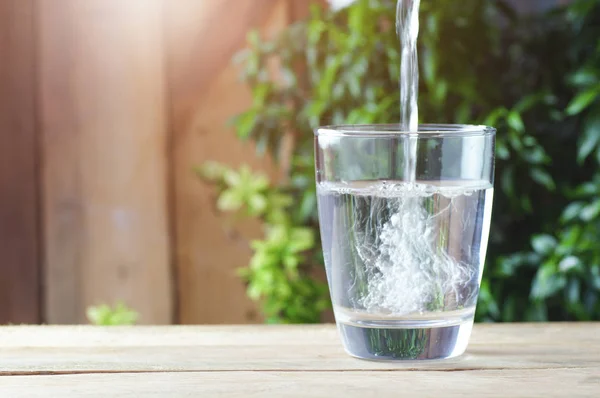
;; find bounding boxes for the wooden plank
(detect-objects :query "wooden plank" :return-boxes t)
[0,323,597,348]
[38,0,173,324]
[0,369,598,397]
[0,324,598,374]
[290,0,328,20]
[165,0,291,324]
[0,0,40,324]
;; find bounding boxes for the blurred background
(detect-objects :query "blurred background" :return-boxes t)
[1,0,598,326]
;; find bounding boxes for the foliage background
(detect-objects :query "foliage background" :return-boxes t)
[200,0,600,323]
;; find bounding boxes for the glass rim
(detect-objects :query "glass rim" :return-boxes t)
[315,124,496,138]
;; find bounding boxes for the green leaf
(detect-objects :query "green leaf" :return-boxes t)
[268,191,293,209]
[266,209,288,224]
[575,181,598,196]
[217,190,244,212]
[578,111,600,163]
[234,110,258,140]
[267,225,288,246]
[283,254,299,271]
[250,250,273,270]
[580,199,600,221]
[289,228,314,252]
[561,202,585,223]
[566,84,600,115]
[556,225,582,256]
[558,256,582,273]
[304,100,326,120]
[307,22,325,46]
[252,83,270,108]
[507,111,525,132]
[496,140,510,160]
[530,168,556,191]
[298,191,317,222]
[348,3,365,33]
[247,283,262,301]
[531,234,557,255]
[110,303,138,326]
[498,254,528,277]
[508,130,523,151]
[248,194,268,215]
[86,305,110,326]
[484,108,508,127]
[569,67,598,87]
[86,302,138,326]
[318,57,342,100]
[433,80,448,103]
[251,174,270,191]
[523,146,547,165]
[531,262,567,300]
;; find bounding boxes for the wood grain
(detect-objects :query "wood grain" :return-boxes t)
[38,0,173,324]
[0,0,40,324]
[0,324,597,397]
[0,369,598,398]
[165,0,293,324]
[0,324,598,374]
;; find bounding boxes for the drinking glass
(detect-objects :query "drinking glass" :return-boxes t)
[315,124,495,360]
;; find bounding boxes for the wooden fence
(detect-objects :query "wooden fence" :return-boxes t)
[0,0,317,325]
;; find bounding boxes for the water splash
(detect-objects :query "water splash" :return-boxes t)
[358,190,476,315]
[319,181,487,316]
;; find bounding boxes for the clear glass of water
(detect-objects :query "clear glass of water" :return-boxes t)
[315,124,496,360]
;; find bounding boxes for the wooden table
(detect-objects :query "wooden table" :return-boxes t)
[0,324,598,397]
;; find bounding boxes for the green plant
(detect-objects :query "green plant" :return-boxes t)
[490,0,600,321]
[202,0,600,323]
[86,302,139,326]
[198,163,329,323]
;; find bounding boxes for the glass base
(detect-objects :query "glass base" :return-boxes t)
[338,320,473,361]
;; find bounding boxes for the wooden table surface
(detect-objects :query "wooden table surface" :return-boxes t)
[0,324,598,397]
